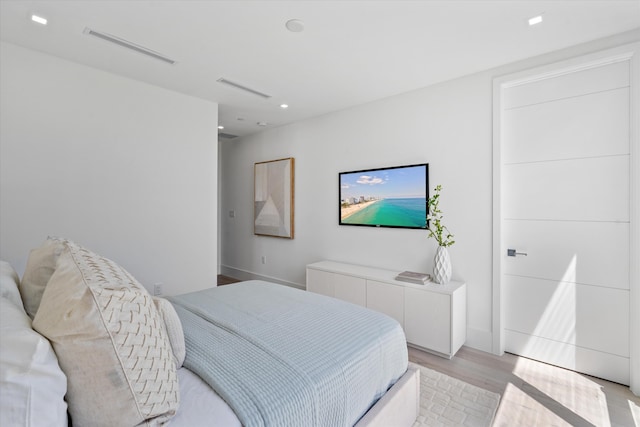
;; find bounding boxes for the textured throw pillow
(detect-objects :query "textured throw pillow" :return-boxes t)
[19,237,66,318]
[153,297,186,368]
[0,261,68,427]
[32,241,179,427]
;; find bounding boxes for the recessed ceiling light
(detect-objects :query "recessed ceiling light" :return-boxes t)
[257,122,269,127]
[31,14,47,25]
[280,104,289,109]
[528,15,543,26]
[285,19,305,33]
[218,125,224,130]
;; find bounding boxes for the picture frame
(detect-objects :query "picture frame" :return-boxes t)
[254,157,295,238]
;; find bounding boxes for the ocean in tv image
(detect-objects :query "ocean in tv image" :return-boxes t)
[340,164,428,228]
[342,197,427,227]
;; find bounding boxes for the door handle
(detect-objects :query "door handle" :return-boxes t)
[507,249,528,257]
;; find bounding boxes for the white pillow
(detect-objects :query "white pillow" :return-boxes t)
[0,260,23,308]
[153,297,186,369]
[0,261,68,427]
[32,241,179,426]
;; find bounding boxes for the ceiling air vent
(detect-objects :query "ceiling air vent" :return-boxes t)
[217,78,271,99]
[83,27,176,65]
[218,132,239,139]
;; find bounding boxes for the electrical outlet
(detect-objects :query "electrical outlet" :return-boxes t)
[229,210,235,218]
[261,256,267,265]
[153,283,163,296]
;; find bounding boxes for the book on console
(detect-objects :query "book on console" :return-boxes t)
[395,271,431,284]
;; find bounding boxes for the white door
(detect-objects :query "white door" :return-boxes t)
[495,49,636,385]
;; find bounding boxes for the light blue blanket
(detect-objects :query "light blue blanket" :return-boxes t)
[169,280,408,427]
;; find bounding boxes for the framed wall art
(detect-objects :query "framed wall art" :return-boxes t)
[254,157,294,238]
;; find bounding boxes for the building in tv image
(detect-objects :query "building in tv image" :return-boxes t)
[339,163,428,229]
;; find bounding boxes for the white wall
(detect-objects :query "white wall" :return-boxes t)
[220,29,640,352]
[0,42,218,296]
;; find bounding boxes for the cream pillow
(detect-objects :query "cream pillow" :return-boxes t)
[153,297,186,368]
[32,241,179,427]
[19,237,66,318]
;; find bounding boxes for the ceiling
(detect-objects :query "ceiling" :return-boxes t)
[1,1,639,139]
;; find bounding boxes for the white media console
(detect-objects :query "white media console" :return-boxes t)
[306,260,466,359]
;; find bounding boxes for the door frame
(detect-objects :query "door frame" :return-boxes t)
[491,42,640,395]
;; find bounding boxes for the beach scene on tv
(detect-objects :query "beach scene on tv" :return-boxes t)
[340,165,428,228]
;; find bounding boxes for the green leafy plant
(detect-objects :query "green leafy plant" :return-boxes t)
[427,185,455,247]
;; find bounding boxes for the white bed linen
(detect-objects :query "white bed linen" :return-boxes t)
[172,368,241,427]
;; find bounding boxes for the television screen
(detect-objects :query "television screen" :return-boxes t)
[339,163,429,229]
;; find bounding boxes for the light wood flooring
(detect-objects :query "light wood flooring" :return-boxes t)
[217,275,639,426]
[217,275,239,286]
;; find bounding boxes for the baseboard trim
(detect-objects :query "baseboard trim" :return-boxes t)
[219,265,305,290]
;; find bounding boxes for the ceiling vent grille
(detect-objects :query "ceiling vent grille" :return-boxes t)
[218,132,239,139]
[217,78,272,99]
[83,28,177,65]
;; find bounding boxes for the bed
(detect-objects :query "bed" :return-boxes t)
[0,238,419,427]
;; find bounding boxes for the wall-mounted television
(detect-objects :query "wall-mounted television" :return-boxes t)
[339,163,429,229]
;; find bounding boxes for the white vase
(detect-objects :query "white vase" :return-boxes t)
[433,246,452,284]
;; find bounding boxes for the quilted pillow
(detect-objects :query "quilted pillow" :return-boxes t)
[153,297,186,368]
[0,261,68,427]
[32,241,179,427]
[19,237,66,318]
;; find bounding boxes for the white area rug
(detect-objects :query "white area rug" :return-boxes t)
[410,362,501,427]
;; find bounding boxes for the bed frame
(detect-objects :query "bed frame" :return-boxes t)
[356,366,420,427]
